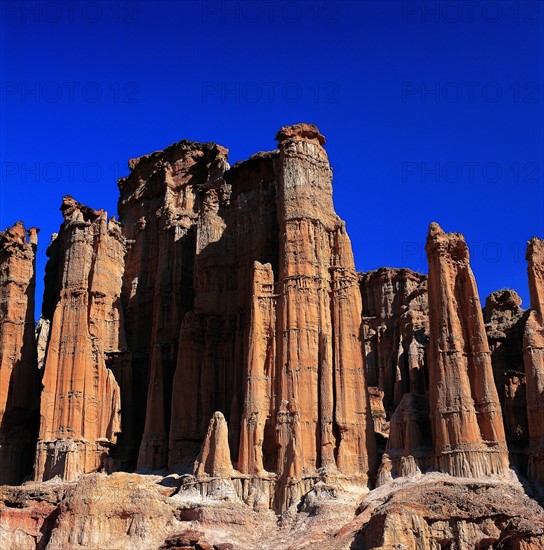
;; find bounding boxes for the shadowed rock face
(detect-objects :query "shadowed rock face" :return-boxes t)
[524,237,544,483]
[360,268,429,414]
[484,289,528,471]
[118,140,230,471]
[111,124,377,511]
[425,222,509,477]
[0,222,40,484]
[34,197,126,481]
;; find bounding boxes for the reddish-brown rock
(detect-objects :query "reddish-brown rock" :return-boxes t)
[360,268,429,414]
[168,150,279,470]
[167,124,377,511]
[194,412,234,478]
[239,123,377,510]
[523,236,544,484]
[484,289,528,470]
[377,392,433,484]
[118,141,229,470]
[34,197,126,481]
[0,222,40,484]
[425,222,509,477]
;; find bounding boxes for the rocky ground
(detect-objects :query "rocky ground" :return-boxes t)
[1,470,543,549]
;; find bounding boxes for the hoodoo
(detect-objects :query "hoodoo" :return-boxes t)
[0,222,40,484]
[0,126,543,550]
[524,237,544,483]
[425,222,509,477]
[34,197,125,481]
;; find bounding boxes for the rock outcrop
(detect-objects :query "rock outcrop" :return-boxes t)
[334,475,544,549]
[168,148,279,471]
[484,289,528,471]
[425,222,509,477]
[524,237,544,484]
[0,222,40,484]
[267,123,377,508]
[118,141,229,470]
[194,412,234,478]
[377,392,433,484]
[34,197,125,481]
[2,124,544,548]
[360,268,428,415]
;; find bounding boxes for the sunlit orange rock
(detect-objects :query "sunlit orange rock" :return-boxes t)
[34,197,125,481]
[523,237,544,484]
[425,223,508,477]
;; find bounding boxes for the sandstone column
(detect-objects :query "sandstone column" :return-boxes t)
[425,222,508,477]
[0,222,40,484]
[34,197,125,481]
[523,237,544,483]
[273,124,377,504]
[118,141,229,470]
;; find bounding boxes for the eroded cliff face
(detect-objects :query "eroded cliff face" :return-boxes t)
[269,124,377,508]
[118,140,230,471]
[0,222,40,484]
[524,237,544,484]
[484,289,528,471]
[360,268,429,415]
[1,124,543,549]
[425,222,509,477]
[35,197,125,481]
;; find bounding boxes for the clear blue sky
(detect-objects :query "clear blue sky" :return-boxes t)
[1,1,543,315]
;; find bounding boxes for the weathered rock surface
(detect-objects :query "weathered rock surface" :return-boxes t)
[35,197,126,481]
[360,268,428,415]
[0,222,40,484]
[425,222,509,477]
[332,474,544,549]
[484,289,528,471]
[524,237,544,484]
[1,124,543,548]
[194,412,233,478]
[118,141,229,470]
[1,472,543,549]
[377,392,433,484]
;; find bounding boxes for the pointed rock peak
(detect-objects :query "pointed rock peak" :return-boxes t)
[527,236,544,316]
[1,221,26,245]
[275,123,326,146]
[428,221,443,236]
[425,223,469,263]
[61,195,103,222]
[193,411,233,478]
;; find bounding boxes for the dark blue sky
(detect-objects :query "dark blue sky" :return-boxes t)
[1,0,543,315]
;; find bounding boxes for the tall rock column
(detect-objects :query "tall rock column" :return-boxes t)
[118,141,229,470]
[425,222,508,477]
[34,197,125,481]
[523,237,544,483]
[273,124,376,507]
[0,222,40,484]
[238,262,277,475]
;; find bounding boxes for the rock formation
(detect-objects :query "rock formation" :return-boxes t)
[34,197,125,481]
[194,412,234,478]
[118,141,230,470]
[1,124,544,548]
[524,237,544,484]
[0,222,40,484]
[425,222,509,477]
[377,392,433,484]
[360,268,428,414]
[484,289,528,471]
[168,148,279,470]
[268,124,377,508]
